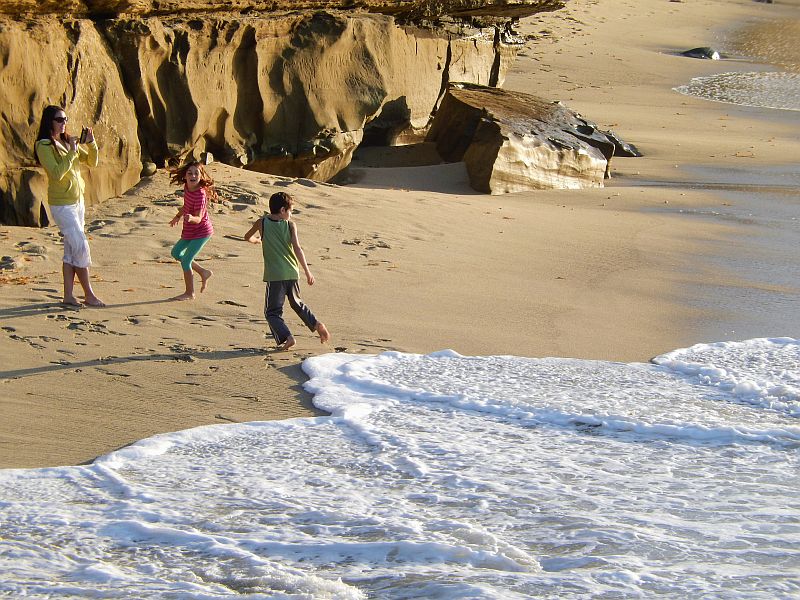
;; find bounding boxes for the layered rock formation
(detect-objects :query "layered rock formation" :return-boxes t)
[100,13,514,178]
[0,0,564,225]
[0,19,142,225]
[0,0,564,20]
[427,83,640,194]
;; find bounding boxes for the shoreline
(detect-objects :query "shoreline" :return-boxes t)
[2,0,798,469]
[503,0,799,346]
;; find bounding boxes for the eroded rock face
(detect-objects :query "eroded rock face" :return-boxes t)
[0,18,142,226]
[427,83,638,194]
[101,13,514,179]
[0,1,565,225]
[0,0,564,20]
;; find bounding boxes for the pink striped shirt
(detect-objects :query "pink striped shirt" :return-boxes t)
[181,185,214,240]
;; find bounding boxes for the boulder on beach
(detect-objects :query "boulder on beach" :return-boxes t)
[426,83,640,194]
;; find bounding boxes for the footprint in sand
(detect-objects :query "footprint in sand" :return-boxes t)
[86,220,115,233]
[8,333,61,350]
[152,197,182,207]
[365,238,391,250]
[122,206,150,218]
[96,368,132,378]
[0,256,22,270]
[171,354,197,363]
[13,241,48,261]
[355,338,395,351]
[218,300,247,307]
[56,316,127,336]
[215,414,240,423]
[192,316,217,324]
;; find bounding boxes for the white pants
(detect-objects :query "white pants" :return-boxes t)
[50,201,92,269]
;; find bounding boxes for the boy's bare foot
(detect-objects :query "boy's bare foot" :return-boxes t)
[170,292,196,301]
[62,296,82,307]
[316,322,330,344]
[84,295,106,307]
[277,335,296,351]
[199,269,213,293]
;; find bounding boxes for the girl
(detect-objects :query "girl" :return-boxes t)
[168,161,217,300]
[34,104,104,307]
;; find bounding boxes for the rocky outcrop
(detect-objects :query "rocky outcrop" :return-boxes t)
[0,1,565,225]
[0,18,142,226]
[426,83,639,194]
[100,13,515,179]
[0,0,564,20]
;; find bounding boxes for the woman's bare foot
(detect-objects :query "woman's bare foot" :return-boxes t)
[316,322,330,344]
[170,292,196,301]
[62,296,82,307]
[199,268,213,293]
[277,335,296,351]
[84,295,106,307]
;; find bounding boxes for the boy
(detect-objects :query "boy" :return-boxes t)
[244,191,330,351]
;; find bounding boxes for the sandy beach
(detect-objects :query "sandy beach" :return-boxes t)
[2,0,798,469]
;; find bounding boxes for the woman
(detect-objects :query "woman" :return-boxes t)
[34,105,104,307]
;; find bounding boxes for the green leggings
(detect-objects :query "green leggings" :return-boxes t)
[171,237,210,271]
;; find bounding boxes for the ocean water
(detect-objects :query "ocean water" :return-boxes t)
[674,17,800,111]
[652,13,800,341]
[674,71,800,112]
[2,338,799,598]
[628,163,800,342]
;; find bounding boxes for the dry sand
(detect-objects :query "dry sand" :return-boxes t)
[2,0,798,468]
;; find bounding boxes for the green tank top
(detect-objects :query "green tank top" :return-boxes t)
[261,217,300,282]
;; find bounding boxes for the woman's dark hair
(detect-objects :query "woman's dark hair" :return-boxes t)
[168,160,219,202]
[33,105,69,164]
[269,191,294,215]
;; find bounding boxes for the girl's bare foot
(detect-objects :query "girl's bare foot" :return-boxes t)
[277,335,296,351]
[199,269,213,293]
[170,292,196,301]
[316,322,330,344]
[84,295,106,307]
[62,296,82,307]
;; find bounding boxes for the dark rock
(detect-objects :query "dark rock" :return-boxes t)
[140,162,158,177]
[680,47,721,60]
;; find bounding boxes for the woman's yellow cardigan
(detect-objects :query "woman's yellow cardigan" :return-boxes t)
[35,139,99,206]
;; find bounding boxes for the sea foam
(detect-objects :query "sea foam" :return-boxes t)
[1,338,798,598]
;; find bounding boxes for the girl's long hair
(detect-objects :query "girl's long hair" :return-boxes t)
[169,160,219,202]
[33,104,70,164]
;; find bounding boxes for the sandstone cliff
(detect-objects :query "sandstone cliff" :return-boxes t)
[99,12,515,177]
[0,0,564,20]
[0,18,142,226]
[0,0,563,225]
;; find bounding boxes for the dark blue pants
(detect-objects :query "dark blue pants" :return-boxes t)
[264,280,317,345]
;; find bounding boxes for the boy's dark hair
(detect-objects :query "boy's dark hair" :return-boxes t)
[269,191,294,215]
